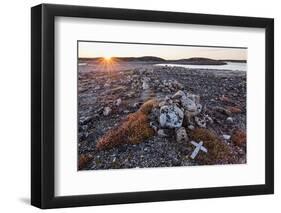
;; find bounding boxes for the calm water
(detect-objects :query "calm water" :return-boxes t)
[155,62,247,72]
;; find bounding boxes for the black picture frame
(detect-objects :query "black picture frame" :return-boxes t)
[31,3,274,209]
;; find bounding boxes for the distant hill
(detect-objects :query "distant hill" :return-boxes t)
[220,59,247,63]
[115,56,166,62]
[169,57,227,65]
[79,56,245,65]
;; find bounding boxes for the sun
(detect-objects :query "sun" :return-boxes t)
[97,55,120,75]
[103,56,112,61]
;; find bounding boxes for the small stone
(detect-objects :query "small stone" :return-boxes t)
[150,122,158,132]
[226,117,234,123]
[172,90,186,99]
[115,98,122,106]
[158,101,166,107]
[126,92,134,98]
[205,114,213,124]
[133,102,142,108]
[157,129,168,137]
[104,83,110,88]
[226,106,242,113]
[188,125,195,130]
[103,107,112,116]
[214,106,231,116]
[195,116,206,128]
[142,81,149,90]
[176,127,188,143]
[80,116,92,125]
[196,104,203,114]
[223,134,231,140]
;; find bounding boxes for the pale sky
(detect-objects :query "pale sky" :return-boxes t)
[78,41,247,60]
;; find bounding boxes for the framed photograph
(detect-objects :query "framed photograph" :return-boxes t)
[31,4,274,209]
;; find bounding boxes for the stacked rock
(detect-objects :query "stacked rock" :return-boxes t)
[148,90,204,143]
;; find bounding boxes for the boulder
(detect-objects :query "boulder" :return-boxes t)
[172,90,186,99]
[181,96,197,112]
[184,103,202,119]
[186,93,200,105]
[159,105,184,128]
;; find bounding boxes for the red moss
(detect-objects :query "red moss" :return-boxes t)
[232,129,246,147]
[96,100,157,150]
[78,154,92,170]
[138,99,158,115]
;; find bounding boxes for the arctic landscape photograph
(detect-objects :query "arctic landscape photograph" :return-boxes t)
[77,41,247,170]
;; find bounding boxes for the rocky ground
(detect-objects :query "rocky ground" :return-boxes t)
[78,61,247,170]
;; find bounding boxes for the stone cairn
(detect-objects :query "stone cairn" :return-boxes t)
[149,90,212,144]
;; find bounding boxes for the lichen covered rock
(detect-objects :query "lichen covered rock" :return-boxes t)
[159,105,184,128]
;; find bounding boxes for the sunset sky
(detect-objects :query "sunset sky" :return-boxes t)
[78,41,247,60]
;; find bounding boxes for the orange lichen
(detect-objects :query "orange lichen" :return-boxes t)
[78,154,92,170]
[232,129,246,147]
[96,100,157,150]
[189,128,234,165]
